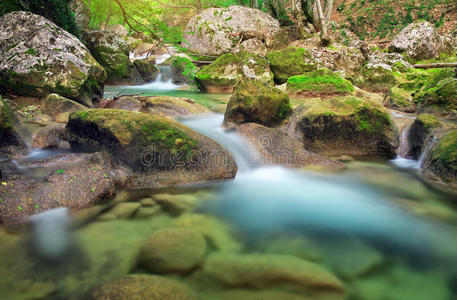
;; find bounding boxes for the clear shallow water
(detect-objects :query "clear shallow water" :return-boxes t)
[1,87,457,300]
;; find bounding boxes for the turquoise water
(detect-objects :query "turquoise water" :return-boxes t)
[0,87,456,300]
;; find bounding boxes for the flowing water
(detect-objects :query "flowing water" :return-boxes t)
[1,82,457,300]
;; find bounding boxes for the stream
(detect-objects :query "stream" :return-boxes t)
[1,79,457,300]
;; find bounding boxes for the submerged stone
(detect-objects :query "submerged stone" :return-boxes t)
[139,227,207,274]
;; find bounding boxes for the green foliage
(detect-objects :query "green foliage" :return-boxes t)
[0,0,80,38]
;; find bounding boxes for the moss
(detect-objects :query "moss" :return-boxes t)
[225,79,292,126]
[24,48,37,56]
[416,113,440,129]
[287,68,354,96]
[265,47,318,84]
[430,130,457,182]
[413,68,457,113]
[69,109,198,156]
[92,45,130,79]
[362,65,398,85]
[195,52,272,91]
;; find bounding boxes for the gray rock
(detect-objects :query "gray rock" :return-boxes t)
[0,12,106,106]
[43,94,88,120]
[184,6,280,56]
[389,21,444,60]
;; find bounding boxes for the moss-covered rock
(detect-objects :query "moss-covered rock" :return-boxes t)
[408,113,441,159]
[287,68,354,98]
[139,227,207,274]
[265,47,318,84]
[86,274,198,300]
[356,64,398,92]
[224,79,292,126]
[413,68,457,115]
[0,12,106,106]
[384,86,416,113]
[133,59,159,82]
[195,52,273,93]
[143,96,211,116]
[0,97,22,147]
[43,93,88,120]
[66,109,237,187]
[288,96,398,157]
[424,130,457,185]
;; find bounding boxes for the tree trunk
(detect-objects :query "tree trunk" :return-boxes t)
[324,0,334,23]
[315,0,327,38]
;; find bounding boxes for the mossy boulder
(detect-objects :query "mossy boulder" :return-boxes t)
[139,227,207,274]
[86,274,198,300]
[384,86,416,113]
[0,12,106,107]
[83,29,142,85]
[66,109,237,187]
[143,96,211,116]
[413,68,457,115]
[408,114,441,159]
[356,64,398,92]
[133,59,159,82]
[265,47,318,84]
[198,253,345,294]
[287,68,354,98]
[424,130,457,185]
[224,79,292,126]
[195,52,273,93]
[0,98,22,147]
[43,93,88,120]
[289,96,398,157]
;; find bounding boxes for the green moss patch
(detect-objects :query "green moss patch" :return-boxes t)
[429,130,457,183]
[287,68,354,97]
[265,47,318,84]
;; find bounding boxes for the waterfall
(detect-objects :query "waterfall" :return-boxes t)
[397,123,411,158]
[180,114,261,172]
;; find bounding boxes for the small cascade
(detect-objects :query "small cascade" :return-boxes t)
[180,114,261,172]
[416,136,437,169]
[390,112,420,169]
[397,123,412,158]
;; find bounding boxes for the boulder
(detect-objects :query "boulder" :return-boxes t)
[389,21,444,60]
[66,109,237,188]
[183,6,280,56]
[199,253,345,293]
[83,29,139,85]
[265,47,318,84]
[233,38,268,56]
[195,52,273,93]
[384,86,416,113]
[408,114,441,159]
[108,96,143,112]
[86,274,198,300]
[287,68,354,98]
[237,122,344,170]
[354,52,412,92]
[133,59,159,82]
[286,96,398,157]
[422,129,457,186]
[0,12,106,107]
[139,227,207,274]
[68,0,90,29]
[32,123,70,149]
[224,79,292,126]
[413,68,457,116]
[0,152,116,225]
[42,94,88,120]
[143,96,210,116]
